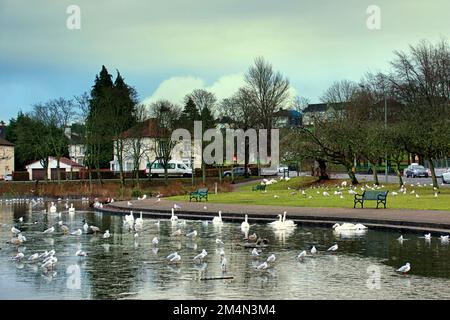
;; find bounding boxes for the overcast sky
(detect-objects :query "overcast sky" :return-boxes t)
[1,0,449,121]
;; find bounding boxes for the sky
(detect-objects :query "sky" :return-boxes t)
[0,0,449,121]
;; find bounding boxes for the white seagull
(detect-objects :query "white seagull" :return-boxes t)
[327,244,338,252]
[396,262,411,274]
[297,250,307,260]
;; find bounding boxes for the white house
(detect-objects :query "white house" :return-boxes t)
[26,157,84,180]
[65,125,86,165]
[110,119,202,173]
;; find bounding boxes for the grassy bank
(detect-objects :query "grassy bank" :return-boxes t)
[169,177,450,211]
[0,179,232,200]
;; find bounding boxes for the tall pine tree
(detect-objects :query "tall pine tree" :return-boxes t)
[85,66,138,184]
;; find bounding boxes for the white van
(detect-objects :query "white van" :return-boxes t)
[146,160,192,178]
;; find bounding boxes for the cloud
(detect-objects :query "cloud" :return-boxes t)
[142,73,246,107]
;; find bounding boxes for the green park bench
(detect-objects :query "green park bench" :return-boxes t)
[252,184,266,191]
[353,190,389,209]
[189,188,209,202]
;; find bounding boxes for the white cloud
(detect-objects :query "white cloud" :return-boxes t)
[142,73,246,107]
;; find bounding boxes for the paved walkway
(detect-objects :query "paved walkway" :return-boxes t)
[99,198,450,233]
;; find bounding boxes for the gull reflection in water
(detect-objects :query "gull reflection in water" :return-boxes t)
[102,243,110,252]
[186,241,197,250]
[152,247,159,255]
[44,238,54,246]
[167,265,181,274]
[42,271,57,282]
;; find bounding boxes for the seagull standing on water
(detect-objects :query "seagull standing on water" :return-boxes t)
[43,226,55,234]
[251,248,260,257]
[396,262,411,275]
[297,250,307,261]
[267,254,276,263]
[327,244,338,252]
[186,230,197,238]
[257,261,268,270]
[311,246,317,254]
[71,229,82,236]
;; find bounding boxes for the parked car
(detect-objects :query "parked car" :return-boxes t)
[443,169,450,184]
[146,160,192,177]
[4,174,12,181]
[259,167,278,176]
[223,167,251,177]
[403,163,429,178]
[277,165,289,173]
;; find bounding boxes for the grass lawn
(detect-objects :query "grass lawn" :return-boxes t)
[169,176,450,211]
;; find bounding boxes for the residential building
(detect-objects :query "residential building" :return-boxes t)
[273,109,302,127]
[0,137,14,180]
[25,157,84,180]
[110,119,202,173]
[65,124,86,165]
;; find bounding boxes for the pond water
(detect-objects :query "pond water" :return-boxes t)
[1,201,450,300]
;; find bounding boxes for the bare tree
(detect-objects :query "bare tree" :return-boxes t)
[220,87,256,177]
[149,100,181,182]
[244,57,291,161]
[33,98,75,184]
[389,39,450,189]
[124,104,151,186]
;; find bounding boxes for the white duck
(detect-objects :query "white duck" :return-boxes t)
[103,230,111,239]
[68,203,75,214]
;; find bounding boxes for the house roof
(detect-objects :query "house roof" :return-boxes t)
[55,157,84,167]
[0,137,14,146]
[274,109,301,117]
[302,102,348,113]
[26,157,83,168]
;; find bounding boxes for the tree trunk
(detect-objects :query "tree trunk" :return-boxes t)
[56,158,61,185]
[317,159,329,180]
[370,162,379,185]
[88,168,93,193]
[202,161,206,185]
[164,166,168,183]
[427,156,439,190]
[346,163,359,185]
[394,160,403,187]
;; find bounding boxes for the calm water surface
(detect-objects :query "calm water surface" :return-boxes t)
[1,201,450,300]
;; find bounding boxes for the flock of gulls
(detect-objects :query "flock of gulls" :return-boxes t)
[259,178,443,200]
[2,195,434,280]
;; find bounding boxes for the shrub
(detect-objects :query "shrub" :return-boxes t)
[131,189,142,198]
